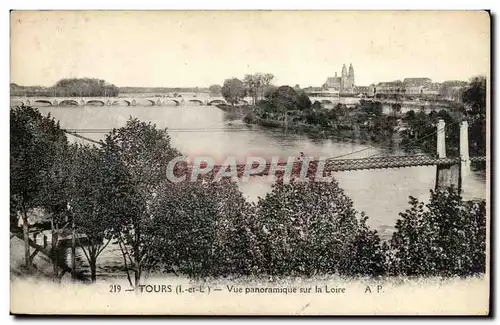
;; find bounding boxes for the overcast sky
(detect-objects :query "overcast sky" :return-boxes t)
[10,10,490,88]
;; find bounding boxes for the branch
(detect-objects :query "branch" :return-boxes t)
[96,237,112,257]
[60,221,71,232]
[118,239,133,287]
[119,233,136,267]
[77,237,91,263]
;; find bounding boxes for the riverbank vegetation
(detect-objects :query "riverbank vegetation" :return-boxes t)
[11,78,119,97]
[241,76,487,161]
[11,105,487,285]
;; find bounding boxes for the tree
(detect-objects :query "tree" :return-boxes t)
[208,84,222,96]
[268,86,298,113]
[35,135,72,279]
[145,179,255,278]
[52,78,119,97]
[102,118,181,287]
[388,187,486,277]
[254,179,384,276]
[69,144,135,282]
[462,76,487,119]
[10,106,69,273]
[262,85,277,99]
[462,76,487,158]
[242,73,275,105]
[296,90,312,111]
[260,73,275,99]
[222,78,247,106]
[360,100,383,117]
[311,101,322,110]
[243,74,261,105]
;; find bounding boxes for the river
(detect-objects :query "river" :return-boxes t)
[13,98,486,240]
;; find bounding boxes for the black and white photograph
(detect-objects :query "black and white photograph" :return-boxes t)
[9,10,490,315]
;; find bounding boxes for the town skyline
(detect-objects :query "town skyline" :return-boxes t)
[9,69,483,90]
[11,11,489,88]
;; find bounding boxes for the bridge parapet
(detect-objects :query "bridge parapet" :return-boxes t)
[12,95,260,107]
[14,96,235,107]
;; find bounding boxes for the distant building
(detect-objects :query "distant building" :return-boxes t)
[402,77,432,95]
[403,78,432,86]
[422,82,441,96]
[353,84,375,97]
[323,63,355,94]
[439,80,468,101]
[374,80,404,95]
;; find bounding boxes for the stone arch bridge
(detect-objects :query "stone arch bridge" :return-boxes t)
[11,96,253,107]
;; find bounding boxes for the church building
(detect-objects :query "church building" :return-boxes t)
[323,64,355,94]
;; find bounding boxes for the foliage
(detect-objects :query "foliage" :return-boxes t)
[10,106,69,272]
[400,109,460,157]
[10,107,67,212]
[146,179,255,278]
[388,187,486,277]
[253,179,385,277]
[255,86,312,120]
[102,118,181,287]
[243,74,262,105]
[462,76,487,158]
[221,78,247,106]
[53,78,119,97]
[462,76,486,119]
[267,86,299,113]
[13,79,120,97]
[359,99,383,117]
[208,84,222,96]
[69,144,136,282]
[243,73,275,105]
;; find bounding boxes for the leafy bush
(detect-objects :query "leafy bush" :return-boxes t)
[145,179,255,278]
[253,179,385,277]
[388,187,486,277]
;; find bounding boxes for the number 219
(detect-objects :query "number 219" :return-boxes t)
[109,284,121,293]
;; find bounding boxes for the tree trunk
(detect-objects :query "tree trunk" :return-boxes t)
[71,218,76,280]
[21,207,31,272]
[90,259,97,283]
[118,240,133,287]
[51,218,59,278]
[133,227,141,288]
[134,269,141,288]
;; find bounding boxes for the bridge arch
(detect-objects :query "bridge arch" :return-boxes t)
[59,99,79,106]
[112,99,131,106]
[86,100,105,106]
[188,99,203,105]
[164,99,181,106]
[133,98,156,106]
[208,99,226,106]
[320,99,333,104]
[33,100,54,106]
[238,99,249,105]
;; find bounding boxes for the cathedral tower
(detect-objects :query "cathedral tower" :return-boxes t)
[348,63,355,89]
[341,64,347,91]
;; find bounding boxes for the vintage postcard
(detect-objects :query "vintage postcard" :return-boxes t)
[9,10,490,315]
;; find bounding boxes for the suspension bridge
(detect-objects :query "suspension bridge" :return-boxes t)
[62,119,486,191]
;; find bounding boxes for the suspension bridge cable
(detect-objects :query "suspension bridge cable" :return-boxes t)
[365,119,462,159]
[63,130,102,145]
[332,118,462,160]
[63,119,464,162]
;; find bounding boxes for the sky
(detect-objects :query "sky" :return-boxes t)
[10,10,490,88]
